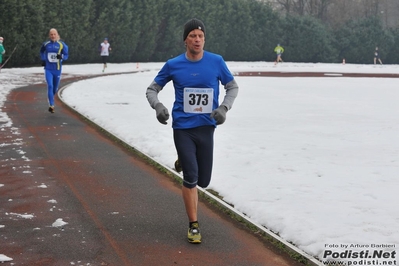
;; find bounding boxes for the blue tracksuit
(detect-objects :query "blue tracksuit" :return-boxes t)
[40,40,69,106]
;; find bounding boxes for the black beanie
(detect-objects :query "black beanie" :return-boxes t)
[183,18,205,41]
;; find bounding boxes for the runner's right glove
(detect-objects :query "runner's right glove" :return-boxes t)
[155,103,170,125]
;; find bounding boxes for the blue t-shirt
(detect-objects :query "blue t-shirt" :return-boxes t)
[154,51,234,129]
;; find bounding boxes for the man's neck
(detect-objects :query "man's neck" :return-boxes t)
[185,51,204,61]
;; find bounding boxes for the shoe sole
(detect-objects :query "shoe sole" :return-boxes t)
[188,238,201,244]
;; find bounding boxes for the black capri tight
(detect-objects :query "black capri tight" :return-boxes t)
[173,126,215,189]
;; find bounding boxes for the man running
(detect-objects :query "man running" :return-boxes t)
[100,38,112,72]
[146,18,239,244]
[40,28,69,113]
[274,43,284,65]
[374,47,383,65]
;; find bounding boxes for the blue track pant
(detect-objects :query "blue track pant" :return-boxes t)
[45,69,62,106]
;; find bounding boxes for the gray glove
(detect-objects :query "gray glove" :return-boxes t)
[210,105,228,125]
[155,103,169,125]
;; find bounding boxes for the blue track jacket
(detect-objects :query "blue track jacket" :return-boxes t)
[40,40,69,70]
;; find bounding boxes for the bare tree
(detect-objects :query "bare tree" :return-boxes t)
[362,0,380,17]
[293,0,306,15]
[263,0,399,28]
[274,0,294,14]
[305,0,331,21]
[269,0,333,19]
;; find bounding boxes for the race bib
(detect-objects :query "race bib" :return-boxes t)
[183,88,214,113]
[47,52,58,63]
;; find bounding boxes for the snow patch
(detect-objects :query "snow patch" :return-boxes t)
[0,254,13,262]
[52,218,68,227]
[7,212,34,219]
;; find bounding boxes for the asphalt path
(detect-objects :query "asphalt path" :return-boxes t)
[0,76,306,266]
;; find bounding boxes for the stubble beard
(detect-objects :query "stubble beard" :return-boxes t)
[187,44,204,58]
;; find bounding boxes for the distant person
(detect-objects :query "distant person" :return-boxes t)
[100,38,112,72]
[274,44,284,65]
[0,37,5,67]
[146,18,239,244]
[374,47,382,65]
[40,28,69,113]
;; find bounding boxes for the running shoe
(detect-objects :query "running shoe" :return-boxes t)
[174,159,182,173]
[48,106,55,113]
[187,222,201,244]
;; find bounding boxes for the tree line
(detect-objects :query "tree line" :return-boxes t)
[1,0,398,68]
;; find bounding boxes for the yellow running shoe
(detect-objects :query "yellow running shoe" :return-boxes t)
[187,222,201,244]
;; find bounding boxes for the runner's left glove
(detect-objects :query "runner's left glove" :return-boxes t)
[210,105,228,125]
[56,54,62,59]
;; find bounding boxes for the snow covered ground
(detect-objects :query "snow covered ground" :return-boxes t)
[1,62,398,265]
